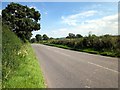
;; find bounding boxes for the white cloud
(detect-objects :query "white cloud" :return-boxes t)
[32,12,118,38]
[83,14,118,33]
[50,28,70,37]
[61,10,98,26]
[49,14,118,38]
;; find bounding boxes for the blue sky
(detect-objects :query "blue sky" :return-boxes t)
[2,2,118,38]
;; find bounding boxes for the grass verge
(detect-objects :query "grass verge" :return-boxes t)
[43,43,118,57]
[2,24,46,88]
[3,43,46,88]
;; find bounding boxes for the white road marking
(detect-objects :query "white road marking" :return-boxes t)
[50,47,118,73]
[53,50,71,57]
[85,86,90,88]
[87,62,118,73]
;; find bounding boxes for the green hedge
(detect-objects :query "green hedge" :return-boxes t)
[2,24,22,84]
[2,24,46,88]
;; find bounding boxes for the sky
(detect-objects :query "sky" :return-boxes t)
[2,2,118,38]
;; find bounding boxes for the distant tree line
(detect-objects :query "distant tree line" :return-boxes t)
[31,33,120,57]
[31,33,84,43]
[66,33,83,38]
[31,34,50,43]
[50,34,116,51]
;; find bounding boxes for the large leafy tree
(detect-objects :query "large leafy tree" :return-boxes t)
[66,33,76,38]
[43,34,49,40]
[76,34,83,38]
[35,34,42,42]
[31,38,36,43]
[2,2,41,41]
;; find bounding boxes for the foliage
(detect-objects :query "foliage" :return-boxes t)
[66,33,83,39]
[31,38,36,43]
[2,2,41,41]
[2,24,22,86]
[35,34,42,42]
[2,24,45,88]
[66,33,76,38]
[42,34,49,40]
[76,34,83,38]
[41,33,120,57]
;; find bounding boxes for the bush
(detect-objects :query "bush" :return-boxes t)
[45,34,119,57]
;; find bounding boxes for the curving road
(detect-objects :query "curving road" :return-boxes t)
[32,44,118,88]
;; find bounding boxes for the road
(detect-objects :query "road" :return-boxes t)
[32,44,118,88]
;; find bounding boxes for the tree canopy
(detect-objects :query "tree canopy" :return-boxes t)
[66,33,76,38]
[43,34,49,40]
[31,38,36,43]
[76,34,83,38]
[35,34,42,42]
[2,2,41,41]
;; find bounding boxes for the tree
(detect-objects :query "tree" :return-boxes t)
[35,34,42,42]
[2,2,41,41]
[43,34,49,40]
[31,38,36,43]
[49,37,54,40]
[88,31,92,37]
[66,33,76,38]
[76,34,83,38]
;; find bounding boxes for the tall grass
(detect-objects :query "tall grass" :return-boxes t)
[2,24,22,86]
[2,24,46,88]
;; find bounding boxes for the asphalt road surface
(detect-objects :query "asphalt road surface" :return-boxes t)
[32,44,118,88]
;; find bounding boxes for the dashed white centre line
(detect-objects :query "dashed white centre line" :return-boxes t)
[53,50,71,57]
[52,48,118,73]
[87,62,118,73]
[85,86,90,88]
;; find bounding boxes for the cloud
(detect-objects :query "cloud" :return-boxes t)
[61,10,98,26]
[83,14,118,33]
[49,14,118,38]
[50,28,69,37]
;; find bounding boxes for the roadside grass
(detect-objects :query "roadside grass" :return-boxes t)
[100,51,117,57]
[82,49,99,54]
[44,43,71,49]
[2,24,46,88]
[43,43,118,57]
[3,44,46,88]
